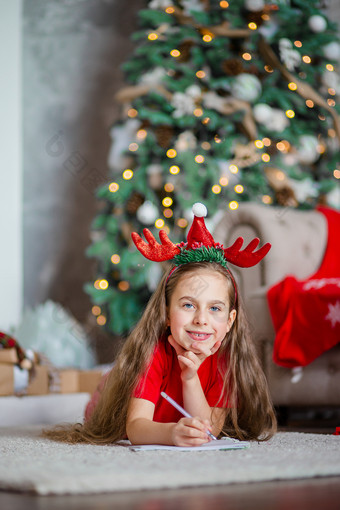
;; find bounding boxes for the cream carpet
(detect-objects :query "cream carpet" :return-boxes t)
[0,426,339,495]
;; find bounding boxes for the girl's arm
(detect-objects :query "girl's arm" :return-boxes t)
[126,397,212,446]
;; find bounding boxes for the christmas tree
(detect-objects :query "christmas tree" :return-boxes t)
[85,0,340,336]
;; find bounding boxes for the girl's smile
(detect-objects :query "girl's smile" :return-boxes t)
[167,269,236,354]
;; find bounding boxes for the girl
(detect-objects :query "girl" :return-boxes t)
[43,203,277,445]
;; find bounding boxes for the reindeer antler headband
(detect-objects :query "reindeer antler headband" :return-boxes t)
[131,203,271,271]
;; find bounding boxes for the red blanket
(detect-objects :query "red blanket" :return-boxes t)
[267,206,340,368]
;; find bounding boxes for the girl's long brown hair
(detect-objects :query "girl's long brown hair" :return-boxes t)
[42,261,277,444]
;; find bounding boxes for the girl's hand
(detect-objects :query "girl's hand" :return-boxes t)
[172,417,212,447]
[168,334,221,381]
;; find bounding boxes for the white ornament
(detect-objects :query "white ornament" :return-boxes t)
[296,135,320,164]
[265,108,289,132]
[107,119,141,170]
[308,15,327,33]
[289,177,319,202]
[181,0,205,14]
[253,103,272,124]
[172,92,195,118]
[323,42,340,61]
[231,74,262,103]
[149,0,174,9]
[175,131,197,152]
[325,185,340,209]
[245,0,265,12]
[186,85,202,100]
[136,200,159,225]
[279,38,301,71]
[140,67,167,86]
[192,202,207,217]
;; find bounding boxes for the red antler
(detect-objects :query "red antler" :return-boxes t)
[131,229,180,262]
[224,237,271,268]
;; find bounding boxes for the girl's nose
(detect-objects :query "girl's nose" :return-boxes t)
[194,309,208,325]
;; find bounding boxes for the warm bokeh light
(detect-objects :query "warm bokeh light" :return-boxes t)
[148,33,158,41]
[92,305,101,316]
[98,279,109,290]
[229,201,239,210]
[326,64,334,71]
[167,149,177,158]
[202,34,213,42]
[127,108,138,118]
[264,65,273,73]
[170,49,181,57]
[262,195,272,204]
[262,137,271,146]
[196,70,206,79]
[286,109,295,118]
[262,153,270,162]
[220,0,229,7]
[177,218,188,228]
[194,108,203,117]
[288,82,297,91]
[118,281,129,292]
[212,185,221,194]
[123,169,133,180]
[129,143,139,151]
[201,141,211,150]
[234,185,244,194]
[109,182,119,192]
[162,197,173,207]
[96,315,106,326]
[302,55,311,64]
[254,140,264,149]
[306,99,314,108]
[248,22,257,30]
[165,6,174,13]
[334,169,340,179]
[163,208,173,218]
[137,129,147,139]
[164,182,174,192]
[229,164,239,174]
[111,254,120,264]
[169,165,180,174]
[294,40,302,47]
[155,218,165,229]
[219,176,229,186]
[195,155,204,163]
[242,53,252,61]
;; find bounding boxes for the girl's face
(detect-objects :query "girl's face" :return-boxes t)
[167,268,236,354]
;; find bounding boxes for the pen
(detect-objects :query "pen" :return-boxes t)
[161,391,217,441]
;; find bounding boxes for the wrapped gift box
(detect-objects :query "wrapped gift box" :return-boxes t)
[59,369,103,395]
[0,365,14,396]
[59,369,79,394]
[0,348,19,364]
[26,366,49,395]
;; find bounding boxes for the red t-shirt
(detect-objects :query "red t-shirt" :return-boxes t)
[133,337,228,423]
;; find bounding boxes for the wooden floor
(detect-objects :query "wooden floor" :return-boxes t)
[1,476,340,510]
[1,412,339,510]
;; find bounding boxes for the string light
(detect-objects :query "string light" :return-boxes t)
[148,33,158,41]
[234,185,244,194]
[165,6,174,13]
[111,254,120,264]
[262,195,272,204]
[220,1,229,7]
[129,143,139,151]
[254,140,264,149]
[242,53,252,61]
[229,201,239,210]
[170,49,181,57]
[326,64,334,71]
[137,129,147,139]
[167,149,177,158]
[294,41,302,47]
[163,209,173,218]
[276,142,286,151]
[288,82,297,91]
[202,34,213,42]
[214,135,221,143]
[212,185,221,194]
[97,315,106,326]
[286,109,295,118]
[202,117,210,124]
[248,22,257,30]
[164,182,174,192]
[264,65,273,73]
[155,218,165,229]
[328,128,336,137]
[201,141,211,150]
[327,98,336,107]
[302,55,311,64]
[196,70,206,79]
[334,169,340,179]
[118,281,129,291]
[109,182,119,192]
[177,218,188,228]
[195,155,204,163]
[262,153,270,162]
[92,306,101,316]
[123,169,133,180]
[306,99,314,108]
[194,108,203,117]
[219,176,229,186]
[328,88,336,96]
[98,279,109,290]
[229,164,238,174]
[127,108,138,118]
[169,165,180,174]
[262,137,271,146]
[162,197,173,207]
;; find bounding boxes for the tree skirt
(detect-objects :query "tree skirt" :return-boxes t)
[0,426,339,495]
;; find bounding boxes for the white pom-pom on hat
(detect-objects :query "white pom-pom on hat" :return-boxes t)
[192,202,207,217]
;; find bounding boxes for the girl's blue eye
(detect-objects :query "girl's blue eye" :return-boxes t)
[183,303,194,309]
[210,306,221,312]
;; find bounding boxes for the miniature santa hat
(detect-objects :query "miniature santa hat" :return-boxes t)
[131,202,271,268]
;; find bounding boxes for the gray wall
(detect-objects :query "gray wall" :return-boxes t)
[23,0,144,358]
[23,0,340,358]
